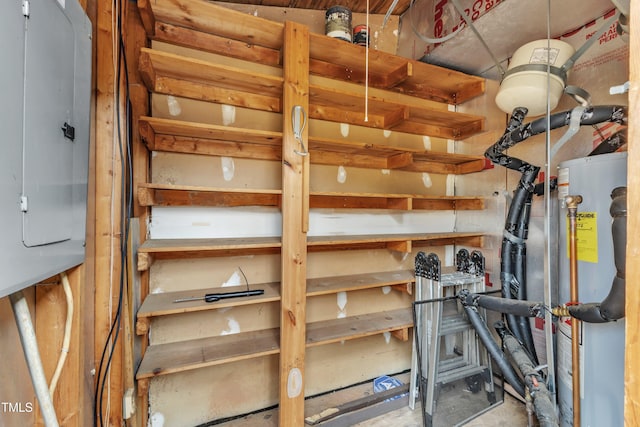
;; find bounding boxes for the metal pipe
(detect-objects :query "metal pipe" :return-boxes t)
[565,194,582,427]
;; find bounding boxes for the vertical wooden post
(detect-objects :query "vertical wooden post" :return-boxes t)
[123,3,150,426]
[280,21,310,427]
[95,0,123,424]
[625,0,640,424]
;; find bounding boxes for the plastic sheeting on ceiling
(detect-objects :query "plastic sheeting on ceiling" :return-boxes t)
[396,0,615,79]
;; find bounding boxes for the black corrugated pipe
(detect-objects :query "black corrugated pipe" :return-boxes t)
[486,107,626,160]
[459,300,526,398]
[494,322,559,427]
[488,107,540,363]
[485,105,626,361]
[556,186,627,322]
[459,289,546,319]
[512,177,538,365]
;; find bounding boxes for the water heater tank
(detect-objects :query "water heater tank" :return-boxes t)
[556,151,627,426]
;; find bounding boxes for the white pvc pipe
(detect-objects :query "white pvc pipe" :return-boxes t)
[10,291,60,427]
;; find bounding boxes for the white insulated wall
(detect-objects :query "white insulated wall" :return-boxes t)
[148,206,456,239]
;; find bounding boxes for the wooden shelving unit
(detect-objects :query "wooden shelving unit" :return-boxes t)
[134,0,489,424]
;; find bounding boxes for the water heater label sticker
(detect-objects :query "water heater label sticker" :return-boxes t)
[530,47,560,65]
[566,212,598,263]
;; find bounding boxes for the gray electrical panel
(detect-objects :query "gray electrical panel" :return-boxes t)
[1,0,92,298]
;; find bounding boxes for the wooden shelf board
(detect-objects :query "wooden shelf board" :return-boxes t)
[136,327,281,379]
[139,116,282,146]
[135,271,413,335]
[153,21,282,67]
[138,233,482,258]
[138,271,414,319]
[306,271,414,297]
[136,308,412,380]
[306,308,412,347]
[137,282,281,318]
[139,48,484,139]
[138,0,284,49]
[308,136,486,172]
[310,192,484,210]
[138,183,282,207]
[139,116,486,174]
[308,33,485,105]
[138,237,282,262]
[138,0,484,104]
[139,48,283,112]
[136,233,481,268]
[137,183,484,210]
[308,83,484,140]
[307,232,484,249]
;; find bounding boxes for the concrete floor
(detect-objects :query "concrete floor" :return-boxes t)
[216,374,532,426]
[353,391,529,426]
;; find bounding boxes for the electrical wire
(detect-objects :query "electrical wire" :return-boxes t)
[49,272,74,397]
[94,0,133,425]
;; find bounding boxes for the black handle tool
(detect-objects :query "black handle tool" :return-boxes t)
[173,289,265,303]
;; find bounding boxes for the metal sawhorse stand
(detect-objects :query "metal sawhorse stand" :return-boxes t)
[410,250,496,426]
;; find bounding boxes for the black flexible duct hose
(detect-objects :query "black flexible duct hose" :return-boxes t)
[459,289,546,318]
[490,108,540,361]
[494,322,559,427]
[512,185,538,364]
[460,302,526,398]
[486,107,626,163]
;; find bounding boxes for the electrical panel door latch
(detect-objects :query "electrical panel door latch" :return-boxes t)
[61,122,75,141]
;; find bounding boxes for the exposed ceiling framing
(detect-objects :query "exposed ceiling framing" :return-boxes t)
[216,0,412,15]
